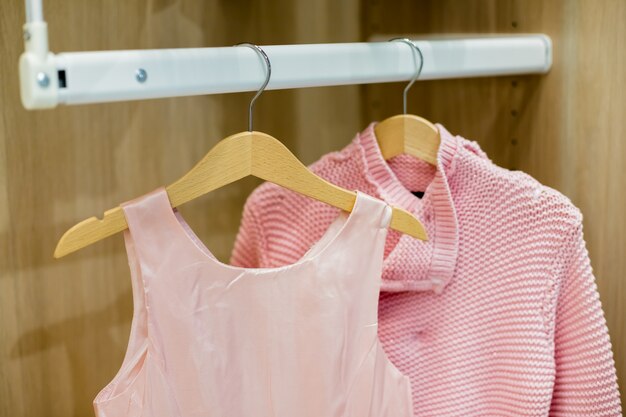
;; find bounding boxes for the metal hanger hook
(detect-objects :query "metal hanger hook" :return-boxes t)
[390,38,424,114]
[235,43,272,132]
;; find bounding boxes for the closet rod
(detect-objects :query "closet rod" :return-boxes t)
[20,3,551,110]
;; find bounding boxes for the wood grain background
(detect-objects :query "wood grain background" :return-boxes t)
[0,0,623,415]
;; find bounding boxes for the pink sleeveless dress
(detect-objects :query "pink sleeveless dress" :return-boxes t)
[93,188,413,417]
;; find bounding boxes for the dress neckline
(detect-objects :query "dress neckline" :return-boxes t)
[158,188,385,275]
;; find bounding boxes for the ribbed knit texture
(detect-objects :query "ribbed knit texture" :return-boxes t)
[230,123,621,416]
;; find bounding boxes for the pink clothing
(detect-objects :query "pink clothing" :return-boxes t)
[231,123,622,416]
[94,188,414,417]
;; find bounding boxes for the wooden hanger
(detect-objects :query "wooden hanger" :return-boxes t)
[374,39,440,166]
[54,44,427,259]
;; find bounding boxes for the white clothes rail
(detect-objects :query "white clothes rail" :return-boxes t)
[19,0,552,110]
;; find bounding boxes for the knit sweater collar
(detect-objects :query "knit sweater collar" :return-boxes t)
[355,122,459,293]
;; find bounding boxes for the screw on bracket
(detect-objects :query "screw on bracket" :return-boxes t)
[135,68,148,83]
[36,72,50,88]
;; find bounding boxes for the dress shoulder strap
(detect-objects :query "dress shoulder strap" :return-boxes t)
[349,191,393,232]
[121,187,177,265]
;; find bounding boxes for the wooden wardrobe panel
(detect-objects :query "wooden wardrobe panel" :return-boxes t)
[0,1,361,416]
[1,0,624,415]
[363,0,625,403]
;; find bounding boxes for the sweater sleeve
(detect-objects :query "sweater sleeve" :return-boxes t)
[230,197,265,268]
[549,222,621,416]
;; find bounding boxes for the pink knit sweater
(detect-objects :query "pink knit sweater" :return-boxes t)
[230,123,621,416]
